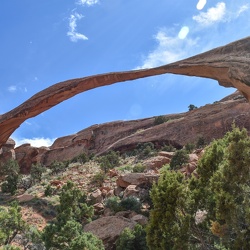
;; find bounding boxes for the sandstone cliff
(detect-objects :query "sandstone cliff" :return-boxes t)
[2,91,249,173]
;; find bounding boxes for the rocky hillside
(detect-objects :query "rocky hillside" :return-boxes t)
[1,91,249,174]
[0,91,250,249]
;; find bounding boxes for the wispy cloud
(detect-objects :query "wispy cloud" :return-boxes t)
[14,137,56,148]
[193,2,226,26]
[7,85,17,93]
[77,0,99,6]
[235,4,249,17]
[193,2,249,26]
[137,1,249,70]
[67,12,88,42]
[137,29,198,69]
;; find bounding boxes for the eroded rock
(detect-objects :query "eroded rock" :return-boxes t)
[1,37,250,149]
[116,173,159,188]
[84,216,136,249]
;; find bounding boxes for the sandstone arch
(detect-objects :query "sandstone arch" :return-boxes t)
[0,36,250,148]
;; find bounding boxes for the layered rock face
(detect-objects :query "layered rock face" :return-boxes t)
[0,138,16,170]
[7,91,250,173]
[0,37,250,149]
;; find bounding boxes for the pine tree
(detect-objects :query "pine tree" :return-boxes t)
[146,125,250,249]
[0,159,20,195]
[146,170,190,249]
[42,181,101,250]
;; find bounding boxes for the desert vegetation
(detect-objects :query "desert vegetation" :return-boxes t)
[0,125,250,249]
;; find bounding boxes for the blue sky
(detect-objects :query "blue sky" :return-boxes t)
[0,0,249,147]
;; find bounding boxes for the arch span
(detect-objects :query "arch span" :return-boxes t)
[1,36,250,148]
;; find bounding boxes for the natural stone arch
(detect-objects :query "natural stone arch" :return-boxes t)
[0,36,250,148]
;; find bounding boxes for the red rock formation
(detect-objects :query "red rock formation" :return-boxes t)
[0,138,16,171]
[0,36,250,148]
[84,216,136,249]
[15,144,49,174]
[107,94,250,154]
[7,91,250,172]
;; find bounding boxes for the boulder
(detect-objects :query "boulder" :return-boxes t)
[0,149,15,167]
[116,173,159,188]
[89,189,103,204]
[114,186,124,197]
[1,138,15,152]
[180,162,197,177]
[131,214,148,226]
[93,203,105,215]
[186,163,197,176]
[115,210,137,218]
[17,194,35,203]
[15,144,49,174]
[84,216,136,249]
[123,185,139,198]
[188,153,199,163]
[144,155,171,170]
[0,138,16,168]
[108,169,118,177]
[158,151,175,158]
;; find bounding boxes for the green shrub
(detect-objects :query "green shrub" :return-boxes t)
[43,219,104,250]
[196,136,206,148]
[49,161,67,175]
[133,163,146,173]
[69,232,104,250]
[105,196,142,214]
[2,245,21,250]
[0,159,20,195]
[42,182,95,249]
[70,153,89,164]
[136,142,155,159]
[98,151,120,173]
[154,115,168,125]
[146,169,189,249]
[44,184,54,197]
[30,163,46,184]
[91,171,106,186]
[117,165,133,172]
[0,201,26,245]
[105,196,121,213]
[116,224,148,250]
[185,142,195,153]
[161,144,176,152]
[147,125,250,249]
[188,104,198,111]
[169,149,189,170]
[120,197,141,213]
[57,181,93,224]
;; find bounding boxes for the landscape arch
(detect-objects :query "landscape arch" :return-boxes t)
[0,36,250,148]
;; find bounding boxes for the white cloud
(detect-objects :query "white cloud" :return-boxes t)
[7,85,17,93]
[193,2,249,26]
[196,0,207,10]
[14,137,56,148]
[137,30,198,69]
[78,0,99,6]
[236,4,249,17]
[193,2,226,25]
[67,13,88,42]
